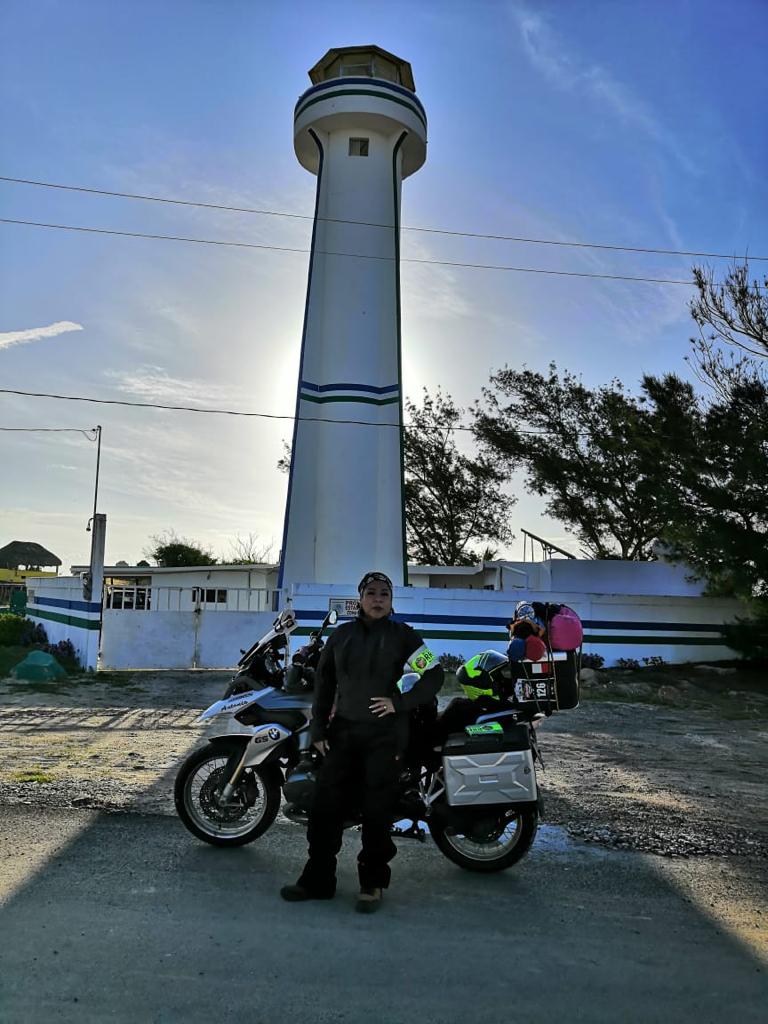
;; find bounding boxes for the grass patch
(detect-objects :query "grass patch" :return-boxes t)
[0,645,28,678]
[9,768,54,784]
[6,680,73,695]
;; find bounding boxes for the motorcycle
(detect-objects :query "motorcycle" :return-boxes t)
[174,613,580,873]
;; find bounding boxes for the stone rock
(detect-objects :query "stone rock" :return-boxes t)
[698,665,737,675]
[579,668,598,685]
[611,681,654,699]
[657,685,687,707]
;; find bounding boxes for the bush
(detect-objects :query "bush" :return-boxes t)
[438,653,465,674]
[43,639,80,669]
[581,653,605,670]
[723,607,768,661]
[20,620,47,646]
[0,614,25,645]
[642,655,667,668]
[616,657,641,670]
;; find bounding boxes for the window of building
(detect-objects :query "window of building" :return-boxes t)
[105,586,151,610]
[349,137,369,157]
[193,588,228,604]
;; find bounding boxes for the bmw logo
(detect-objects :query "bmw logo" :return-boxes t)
[268,727,281,741]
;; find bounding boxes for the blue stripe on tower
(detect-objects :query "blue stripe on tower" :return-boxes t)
[300,381,399,394]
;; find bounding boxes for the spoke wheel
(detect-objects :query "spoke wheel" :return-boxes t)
[174,743,280,847]
[431,806,538,872]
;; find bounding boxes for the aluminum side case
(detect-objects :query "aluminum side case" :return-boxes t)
[442,726,537,807]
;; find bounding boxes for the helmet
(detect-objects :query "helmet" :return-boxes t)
[456,650,509,701]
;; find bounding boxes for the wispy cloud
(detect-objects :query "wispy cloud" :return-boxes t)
[0,320,83,351]
[511,5,698,175]
[105,366,247,406]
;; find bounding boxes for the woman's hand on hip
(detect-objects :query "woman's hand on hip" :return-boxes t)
[370,697,395,717]
[313,739,329,755]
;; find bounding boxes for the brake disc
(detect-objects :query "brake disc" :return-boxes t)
[198,767,249,824]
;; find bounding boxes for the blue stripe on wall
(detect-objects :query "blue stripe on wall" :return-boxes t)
[31,595,101,614]
[295,610,726,633]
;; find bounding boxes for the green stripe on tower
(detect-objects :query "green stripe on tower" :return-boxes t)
[300,393,400,406]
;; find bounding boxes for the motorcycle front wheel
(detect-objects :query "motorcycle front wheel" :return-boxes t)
[174,742,281,847]
[430,806,538,872]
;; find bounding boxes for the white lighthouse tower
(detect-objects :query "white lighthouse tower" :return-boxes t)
[278,46,427,590]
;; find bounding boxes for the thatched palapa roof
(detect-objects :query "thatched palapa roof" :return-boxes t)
[0,541,62,569]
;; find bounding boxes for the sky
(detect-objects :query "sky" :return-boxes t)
[1,0,766,571]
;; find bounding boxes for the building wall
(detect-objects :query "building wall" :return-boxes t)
[25,577,101,669]
[25,570,743,671]
[410,560,707,597]
[288,583,742,666]
[145,567,275,590]
[100,610,276,669]
[0,568,58,583]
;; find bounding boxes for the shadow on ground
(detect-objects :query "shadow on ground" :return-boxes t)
[0,801,766,1023]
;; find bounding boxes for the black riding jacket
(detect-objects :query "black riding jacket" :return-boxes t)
[309,615,444,743]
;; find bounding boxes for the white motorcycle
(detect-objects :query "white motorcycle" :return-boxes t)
[174,610,579,872]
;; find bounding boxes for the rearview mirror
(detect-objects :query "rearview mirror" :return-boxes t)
[328,609,338,625]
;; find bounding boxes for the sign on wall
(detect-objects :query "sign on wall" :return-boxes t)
[329,597,360,618]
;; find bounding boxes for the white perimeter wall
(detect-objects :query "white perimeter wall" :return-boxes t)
[289,583,743,667]
[28,572,745,671]
[25,577,101,670]
[100,610,276,670]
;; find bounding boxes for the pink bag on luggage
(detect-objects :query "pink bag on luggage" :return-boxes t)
[548,605,583,651]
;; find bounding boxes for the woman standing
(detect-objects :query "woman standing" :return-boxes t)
[281,570,444,913]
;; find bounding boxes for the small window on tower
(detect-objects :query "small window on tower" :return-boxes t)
[349,137,369,157]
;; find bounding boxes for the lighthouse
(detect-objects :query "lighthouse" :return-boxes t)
[278,46,427,590]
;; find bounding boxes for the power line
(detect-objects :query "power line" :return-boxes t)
[2,174,764,262]
[0,218,695,285]
[0,387,708,443]
[0,427,98,438]
[0,386,419,429]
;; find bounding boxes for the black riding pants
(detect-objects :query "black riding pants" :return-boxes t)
[298,718,400,895]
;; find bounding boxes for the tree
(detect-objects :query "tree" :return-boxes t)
[226,533,274,564]
[404,389,515,565]
[145,530,218,568]
[687,260,768,407]
[277,440,291,475]
[646,366,768,605]
[473,364,699,560]
[690,261,768,360]
[276,392,516,566]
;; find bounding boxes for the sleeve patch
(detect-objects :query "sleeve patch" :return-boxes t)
[405,644,436,676]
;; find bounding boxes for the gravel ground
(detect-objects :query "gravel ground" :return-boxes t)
[0,670,766,863]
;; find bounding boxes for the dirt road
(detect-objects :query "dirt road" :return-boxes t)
[1,670,766,862]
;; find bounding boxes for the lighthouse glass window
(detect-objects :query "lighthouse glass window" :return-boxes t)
[349,137,369,157]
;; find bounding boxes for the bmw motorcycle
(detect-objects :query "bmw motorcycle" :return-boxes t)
[174,614,580,873]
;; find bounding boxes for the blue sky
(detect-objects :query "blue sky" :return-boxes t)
[1,0,766,570]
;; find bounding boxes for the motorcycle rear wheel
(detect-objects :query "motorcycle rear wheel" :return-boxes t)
[174,742,281,847]
[430,807,538,872]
